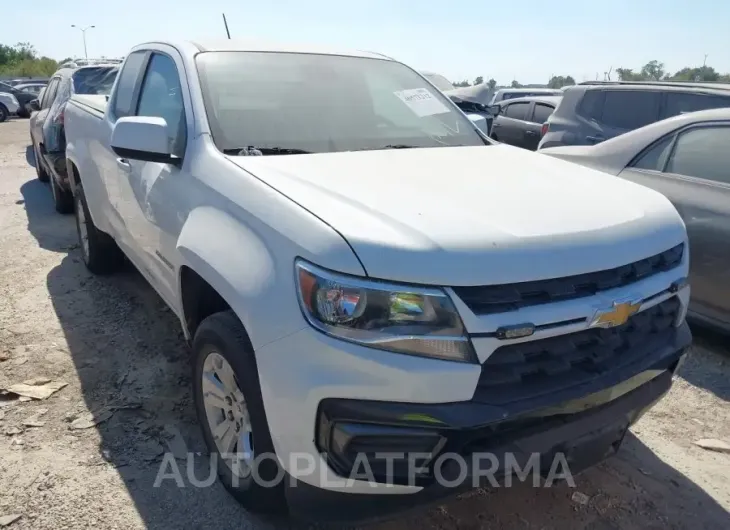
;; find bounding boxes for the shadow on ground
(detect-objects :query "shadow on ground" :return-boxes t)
[680,323,730,402]
[19,170,730,530]
[20,176,290,529]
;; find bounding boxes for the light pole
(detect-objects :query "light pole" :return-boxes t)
[71,25,95,59]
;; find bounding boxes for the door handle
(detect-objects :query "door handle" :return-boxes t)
[525,130,538,136]
[586,135,605,144]
[492,123,501,128]
[116,158,131,172]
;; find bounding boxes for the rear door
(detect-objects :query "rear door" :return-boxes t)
[584,90,661,144]
[492,101,533,148]
[619,123,730,329]
[525,102,555,150]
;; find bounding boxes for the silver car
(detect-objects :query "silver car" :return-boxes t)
[542,108,730,332]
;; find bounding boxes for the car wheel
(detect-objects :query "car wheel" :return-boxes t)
[18,107,30,119]
[33,144,50,183]
[51,176,74,214]
[193,311,286,513]
[74,182,124,274]
[0,104,8,123]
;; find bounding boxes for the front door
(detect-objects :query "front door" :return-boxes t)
[114,49,190,308]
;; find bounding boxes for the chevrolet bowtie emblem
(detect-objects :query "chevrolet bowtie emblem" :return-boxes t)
[591,300,642,328]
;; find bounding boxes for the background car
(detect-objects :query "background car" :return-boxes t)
[539,80,730,149]
[541,107,730,332]
[489,87,562,105]
[29,62,119,213]
[0,80,41,118]
[13,82,47,97]
[490,95,562,150]
[0,91,21,122]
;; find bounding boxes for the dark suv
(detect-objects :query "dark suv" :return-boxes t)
[538,81,730,149]
[0,80,42,118]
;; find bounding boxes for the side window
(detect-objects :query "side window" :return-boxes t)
[112,51,148,119]
[531,103,554,124]
[666,126,730,184]
[662,92,730,119]
[135,53,187,156]
[577,90,603,120]
[600,91,660,130]
[504,102,529,121]
[632,135,674,171]
[41,78,59,109]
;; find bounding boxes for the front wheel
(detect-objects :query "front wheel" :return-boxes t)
[74,182,124,274]
[192,311,286,513]
[0,104,8,123]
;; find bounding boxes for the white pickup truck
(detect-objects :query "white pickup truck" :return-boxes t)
[64,40,692,523]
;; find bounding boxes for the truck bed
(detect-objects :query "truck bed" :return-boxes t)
[69,95,107,118]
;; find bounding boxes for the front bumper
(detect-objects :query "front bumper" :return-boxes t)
[286,339,688,523]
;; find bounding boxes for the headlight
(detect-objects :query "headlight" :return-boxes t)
[295,260,475,363]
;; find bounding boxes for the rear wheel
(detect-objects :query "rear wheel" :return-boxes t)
[193,311,286,513]
[33,143,49,183]
[74,182,124,274]
[0,104,8,123]
[51,176,73,214]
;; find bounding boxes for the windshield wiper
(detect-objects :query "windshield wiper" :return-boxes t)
[223,146,312,156]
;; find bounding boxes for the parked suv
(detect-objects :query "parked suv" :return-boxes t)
[29,62,118,213]
[539,81,730,149]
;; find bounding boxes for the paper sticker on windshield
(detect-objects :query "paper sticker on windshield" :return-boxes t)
[394,88,450,117]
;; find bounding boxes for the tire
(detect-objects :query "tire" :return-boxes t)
[33,143,50,183]
[0,104,8,123]
[74,182,124,274]
[51,176,74,214]
[192,311,286,514]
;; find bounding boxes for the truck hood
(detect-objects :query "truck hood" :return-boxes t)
[228,145,686,286]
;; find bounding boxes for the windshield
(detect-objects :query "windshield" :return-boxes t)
[195,52,485,154]
[72,67,119,95]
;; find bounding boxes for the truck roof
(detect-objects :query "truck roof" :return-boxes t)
[134,39,394,61]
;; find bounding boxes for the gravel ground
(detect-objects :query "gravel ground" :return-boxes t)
[0,118,728,530]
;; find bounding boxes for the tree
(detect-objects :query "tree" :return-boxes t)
[640,60,665,81]
[510,80,521,88]
[488,78,497,90]
[548,75,576,89]
[616,67,642,81]
[453,80,471,87]
[0,42,58,77]
[473,76,484,85]
[668,66,720,82]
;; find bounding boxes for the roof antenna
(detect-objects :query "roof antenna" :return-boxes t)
[222,13,231,39]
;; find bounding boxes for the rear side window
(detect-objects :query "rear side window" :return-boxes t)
[578,90,603,119]
[112,51,147,119]
[666,126,730,184]
[600,91,660,130]
[504,102,529,120]
[72,67,119,96]
[662,92,730,119]
[531,103,554,124]
[632,136,674,171]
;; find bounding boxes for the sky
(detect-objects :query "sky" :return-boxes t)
[7,0,730,85]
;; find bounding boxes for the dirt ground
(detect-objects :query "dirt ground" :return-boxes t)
[0,117,728,530]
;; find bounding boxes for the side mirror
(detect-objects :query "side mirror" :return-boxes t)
[487,105,501,116]
[111,117,178,165]
[29,99,41,112]
[466,114,488,134]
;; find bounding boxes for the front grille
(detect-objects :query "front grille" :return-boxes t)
[473,297,680,405]
[452,244,683,315]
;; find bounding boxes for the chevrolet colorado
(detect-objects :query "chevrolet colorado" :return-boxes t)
[64,39,692,522]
